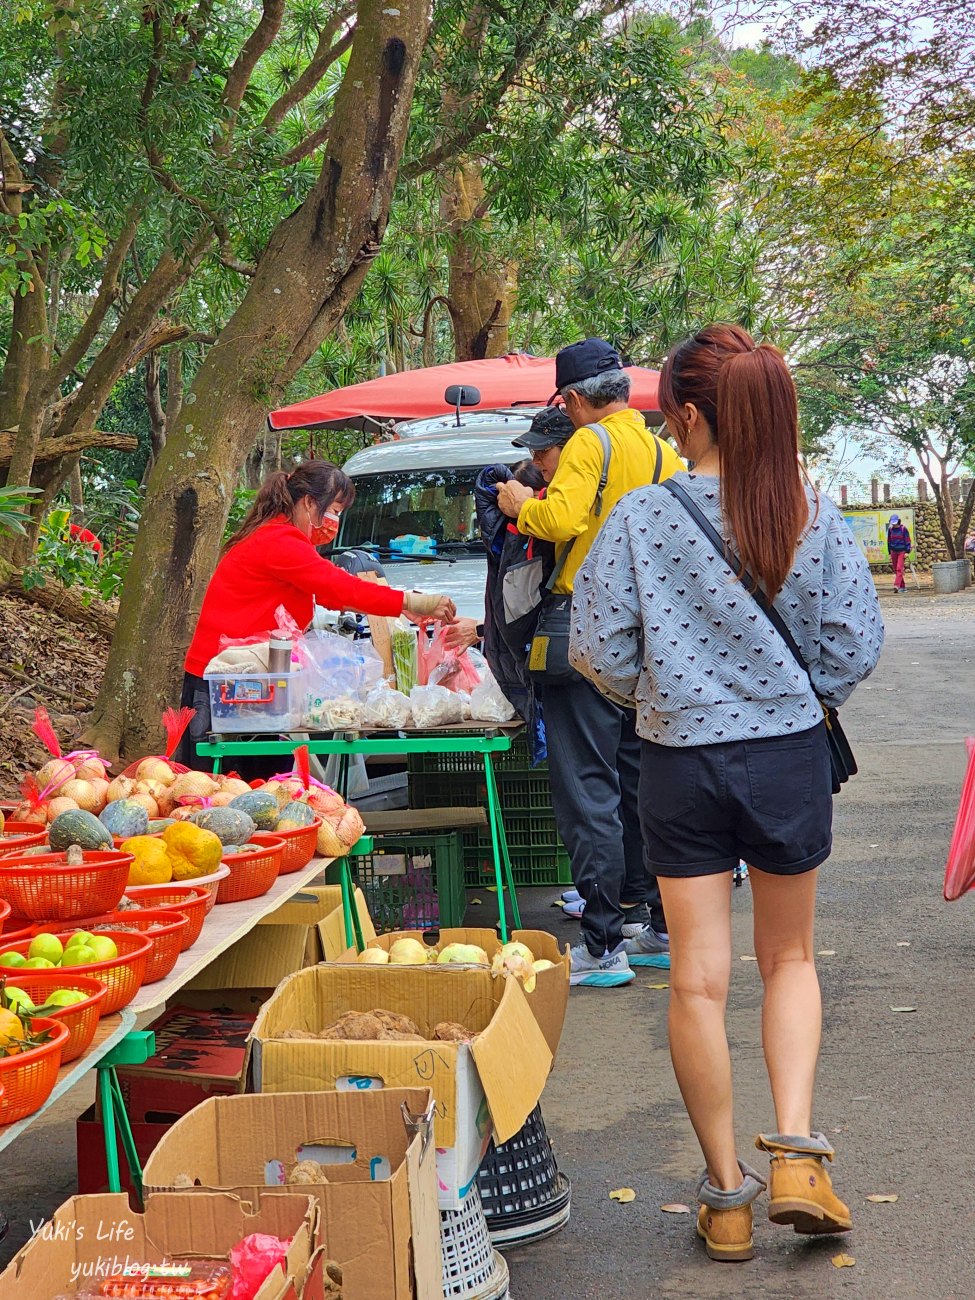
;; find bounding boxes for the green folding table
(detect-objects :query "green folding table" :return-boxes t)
[195,727,523,938]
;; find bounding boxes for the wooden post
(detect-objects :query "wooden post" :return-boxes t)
[840,485,848,507]
[871,478,879,506]
[883,483,891,504]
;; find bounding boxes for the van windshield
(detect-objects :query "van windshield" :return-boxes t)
[336,468,485,556]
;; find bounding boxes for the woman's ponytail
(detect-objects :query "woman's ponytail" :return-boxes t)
[225,460,355,550]
[660,324,810,597]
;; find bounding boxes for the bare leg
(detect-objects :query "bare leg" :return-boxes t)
[658,873,739,1190]
[750,866,821,1136]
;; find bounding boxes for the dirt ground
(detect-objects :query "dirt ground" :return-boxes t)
[2,583,974,1300]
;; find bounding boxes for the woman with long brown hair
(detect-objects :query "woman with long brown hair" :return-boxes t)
[177,460,456,767]
[570,325,883,1263]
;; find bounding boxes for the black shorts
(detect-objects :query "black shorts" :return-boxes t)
[639,723,833,878]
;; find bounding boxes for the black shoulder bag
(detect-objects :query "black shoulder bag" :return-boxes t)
[528,426,663,682]
[662,478,857,794]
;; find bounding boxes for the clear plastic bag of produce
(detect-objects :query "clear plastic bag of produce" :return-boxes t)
[302,629,382,728]
[470,672,518,723]
[390,618,418,694]
[410,683,465,727]
[362,683,413,729]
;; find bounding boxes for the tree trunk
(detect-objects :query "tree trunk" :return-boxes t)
[87,0,430,762]
[142,351,167,486]
[68,462,84,523]
[953,478,975,559]
[441,159,517,360]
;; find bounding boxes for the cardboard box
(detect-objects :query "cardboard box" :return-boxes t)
[248,964,552,1208]
[143,1088,442,1300]
[186,885,376,991]
[0,1191,319,1300]
[335,928,570,1058]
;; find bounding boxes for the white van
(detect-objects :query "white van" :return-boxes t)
[335,408,541,618]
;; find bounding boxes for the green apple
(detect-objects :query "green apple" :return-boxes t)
[86,935,118,963]
[28,934,64,965]
[60,945,95,967]
[3,987,35,1013]
[65,931,94,950]
[0,951,26,968]
[41,989,89,1009]
[23,957,56,969]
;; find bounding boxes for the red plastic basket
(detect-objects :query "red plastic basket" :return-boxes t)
[121,885,209,950]
[126,862,230,915]
[0,823,50,855]
[0,851,132,922]
[0,899,9,938]
[41,909,189,985]
[0,1015,70,1124]
[273,819,321,874]
[217,833,284,903]
[0,931,151,1016]
[2,971,106,1063]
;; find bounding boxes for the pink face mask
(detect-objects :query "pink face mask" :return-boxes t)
[310,511,340,546]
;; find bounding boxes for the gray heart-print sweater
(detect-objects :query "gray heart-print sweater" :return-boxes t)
[569,472,884,746]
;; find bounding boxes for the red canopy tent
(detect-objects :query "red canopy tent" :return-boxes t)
[269,353,661,431]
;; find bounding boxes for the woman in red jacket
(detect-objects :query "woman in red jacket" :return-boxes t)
[177,460,455,767]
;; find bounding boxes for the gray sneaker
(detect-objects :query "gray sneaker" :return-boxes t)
[621,902,655,939]
[569,941,635,987]
[625,925,671,969]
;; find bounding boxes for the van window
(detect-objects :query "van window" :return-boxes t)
[337,468,484,555]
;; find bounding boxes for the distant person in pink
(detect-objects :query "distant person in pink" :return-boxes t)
[886,515,912,592]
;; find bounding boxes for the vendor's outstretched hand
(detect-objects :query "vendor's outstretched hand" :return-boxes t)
[497,479,533,518]
[402,591,457,622]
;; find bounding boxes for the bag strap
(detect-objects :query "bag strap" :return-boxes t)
[660,477,815,689]
[544,421,613,592]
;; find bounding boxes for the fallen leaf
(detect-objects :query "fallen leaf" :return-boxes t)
[470,898,482,907]
[869,843,879,848]
[897,941,911,947]
[485,886,497,893]
[645,982,670,990]
[610,1188,636,1203]
[832,1254,856,1269]
[866,1194,898,1204]
[818,949,836,956]
[740,954,758,961]
[660,1203,691,1214]
[890,1006,916,1013]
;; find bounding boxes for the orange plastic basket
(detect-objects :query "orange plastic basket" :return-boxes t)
[0,899,9,938]
[1,930,151,1016]
[2,971,106,1063]
[0,1015,70,1125]
[126,862,230,915]
[121,885,209,950]
[0,823,49,856]
[217,833,284,903]
[42,909,189,985]
[273,819,321,874]
[0,851,132,922]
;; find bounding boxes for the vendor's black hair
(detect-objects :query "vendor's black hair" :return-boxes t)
[226,460,355,549]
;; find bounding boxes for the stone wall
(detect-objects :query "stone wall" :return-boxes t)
[848,498,951,572]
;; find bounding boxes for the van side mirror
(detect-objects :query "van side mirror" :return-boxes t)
[444,385,481,425]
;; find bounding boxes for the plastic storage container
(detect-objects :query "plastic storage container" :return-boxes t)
[205,669,303,732]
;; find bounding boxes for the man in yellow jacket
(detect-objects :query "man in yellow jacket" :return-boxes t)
[498,338,682,987]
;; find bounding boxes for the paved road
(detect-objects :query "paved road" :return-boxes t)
[2,587,973,1299]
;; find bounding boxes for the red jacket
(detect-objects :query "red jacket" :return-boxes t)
[185,516,404,676]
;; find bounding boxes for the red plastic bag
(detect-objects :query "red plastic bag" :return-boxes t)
[944,738,975,900]
[229,1234,292,1300]
[416,621,481,692]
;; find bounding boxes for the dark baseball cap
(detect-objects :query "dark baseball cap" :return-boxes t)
[512,405,575,451]
[553,338,625,396]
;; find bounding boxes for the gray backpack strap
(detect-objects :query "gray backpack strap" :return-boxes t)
[588,421,612,517]
[544,421,613,592]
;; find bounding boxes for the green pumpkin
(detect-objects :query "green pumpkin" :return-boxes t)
[276,800,318,830]
[188,807,256,846]
[227,790,280,830]
[99,799,150,839]
[49,809,114,852]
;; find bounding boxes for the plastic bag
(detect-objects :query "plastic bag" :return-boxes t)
[410,684,465,727]
[391,618,418,694]
[91,1260,233,1298]
[209,606,310,675]
[418,622,482,692]
[302,629,383,726]
[362,683,413,729]
[944,737,975,900]
[229,1234,292,1300]
[470,674,518,723]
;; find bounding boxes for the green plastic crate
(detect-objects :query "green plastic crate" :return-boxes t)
[331,831,468,933]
